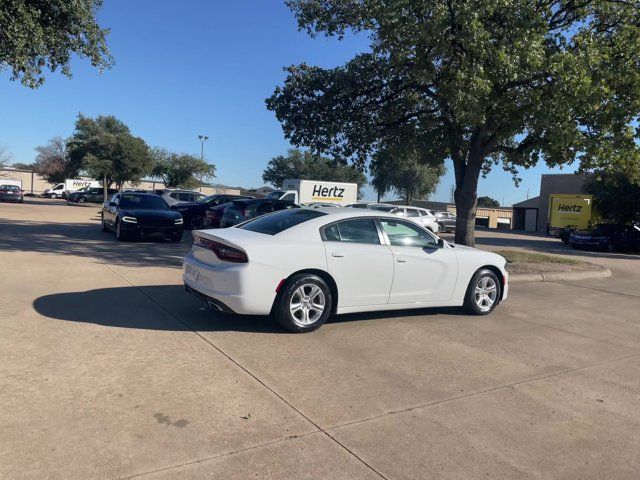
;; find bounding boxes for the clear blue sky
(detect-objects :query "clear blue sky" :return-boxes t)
[1,0,576,205]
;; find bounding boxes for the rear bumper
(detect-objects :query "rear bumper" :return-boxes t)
[569,238,606,249]
[0,195,22,202]
[182,251,280,315]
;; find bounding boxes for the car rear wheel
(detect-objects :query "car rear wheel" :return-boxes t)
[78,196,87,204]
[101,214,108,232]
[607,240,615,253]
[463,269,500,315]
[273,274,333,333]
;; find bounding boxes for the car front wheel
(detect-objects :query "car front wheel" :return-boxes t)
[273,274,333,333]
[463,269,501,315]
[115,219,128,241]
[101,214,108,232]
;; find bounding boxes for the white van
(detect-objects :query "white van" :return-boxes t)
[266,179,358,206]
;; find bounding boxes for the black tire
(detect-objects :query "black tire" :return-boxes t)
[190,215,204,230]
[463,269,501,315]
[169,230,183,242]
[273,274,333,333]
[606,241,615,253]
[115,218,128,241]
[100,214,108,232]
[77,196,87,204]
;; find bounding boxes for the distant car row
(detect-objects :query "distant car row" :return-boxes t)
[567,223,640,253]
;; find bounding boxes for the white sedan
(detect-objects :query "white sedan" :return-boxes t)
[183,208,508,332]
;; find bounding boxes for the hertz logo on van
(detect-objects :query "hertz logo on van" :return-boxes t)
[312,185,345,199]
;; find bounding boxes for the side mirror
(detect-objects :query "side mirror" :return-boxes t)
[437,238,446,248]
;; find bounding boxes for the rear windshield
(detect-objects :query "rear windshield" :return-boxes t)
[0,185,20,191]
[120,194,168,209]
[239,209,326,235]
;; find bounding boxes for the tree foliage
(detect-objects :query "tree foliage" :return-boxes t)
[0,0,113,88]
[262,148,367,190]
[67,115,152,193]
[268,0,640,245]
[477,196,500,208]
[151,148,216,189]
[0,145,11,169]
[33,137,79,184]
[585,171,640,224]
[371,143,444,204]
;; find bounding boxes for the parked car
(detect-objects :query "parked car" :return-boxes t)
[302,202,342,208]
[183,208,508,332]
[220,199,298,228]
[101,192,183,242]
[173,194,254,229]
[345,202,376,209]
[157,189,206,207]
[569,223,640,252]
[0,184,24,203]
[364,204,439,233]
[204,202,234,229]
[434,211,457,232]
[67,187,118,204]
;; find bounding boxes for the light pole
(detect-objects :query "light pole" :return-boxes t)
[198,135,209,162]
[198,135,209,192]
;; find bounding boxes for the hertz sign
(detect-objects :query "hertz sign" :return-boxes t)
[548,194,593,230]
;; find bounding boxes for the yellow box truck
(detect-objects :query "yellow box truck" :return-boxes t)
[548,194,593,235]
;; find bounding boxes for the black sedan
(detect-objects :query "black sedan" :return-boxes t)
[569,223,640,252]
[171,194,253,229]
[220,199,298,227]
[101,192,184,242]
[0,184,23,203]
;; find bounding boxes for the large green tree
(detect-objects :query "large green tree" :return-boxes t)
[0,0,113,88]
[67,115,152,198]
[267,0,640,246]
[151,148,216,189]
[585,171,640,224]
[262,148,367,192]
[477,196,500,208]
[371,142,445,204]
[33,137,80,184]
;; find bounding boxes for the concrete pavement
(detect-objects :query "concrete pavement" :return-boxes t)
[1,198,639,479]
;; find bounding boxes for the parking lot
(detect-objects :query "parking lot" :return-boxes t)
[2,198,640,479]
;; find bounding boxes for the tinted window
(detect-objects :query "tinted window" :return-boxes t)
[119,194,169,209]
[239,209,325,235]
[324,218,381,245]
[380,219,437,248]
[406,209,420,217]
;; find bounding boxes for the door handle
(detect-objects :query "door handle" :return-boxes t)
[331,252,344,258]
[396,258,407,263]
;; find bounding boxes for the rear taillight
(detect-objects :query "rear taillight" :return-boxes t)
[193,236,248,263]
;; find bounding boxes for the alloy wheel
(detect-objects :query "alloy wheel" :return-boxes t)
[289,283,325,326]
[474,276,497,312]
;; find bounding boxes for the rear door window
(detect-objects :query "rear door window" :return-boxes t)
[405,209,420,217]
[323,218,381,245]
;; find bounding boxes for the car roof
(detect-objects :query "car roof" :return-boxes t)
[118,192,158,198]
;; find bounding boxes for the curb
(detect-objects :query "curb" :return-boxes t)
[510,268,612,283]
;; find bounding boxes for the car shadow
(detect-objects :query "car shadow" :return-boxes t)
[33,285,461,334]
[0,218,192,268]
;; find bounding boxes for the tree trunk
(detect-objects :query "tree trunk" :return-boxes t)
[103,174,108,204]
[453,149,483,246]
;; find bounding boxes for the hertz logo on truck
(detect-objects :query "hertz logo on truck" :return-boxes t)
[557,204,582,213]
[312,185,345,200]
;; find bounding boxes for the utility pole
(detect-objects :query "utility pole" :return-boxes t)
[449,185,454,204]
